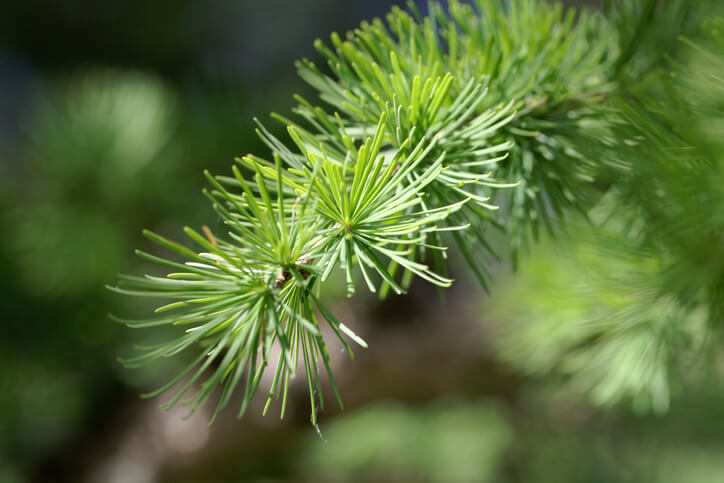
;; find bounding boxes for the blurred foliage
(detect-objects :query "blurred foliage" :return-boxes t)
[9,71,176,296]
[487,215,709,413]
[487,4,724,413]
[297,400,512,482]
[605,14,724,322]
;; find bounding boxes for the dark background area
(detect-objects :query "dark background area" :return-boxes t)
[1,1,724,482]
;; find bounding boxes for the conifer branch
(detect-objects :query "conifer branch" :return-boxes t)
[109,0,724,420]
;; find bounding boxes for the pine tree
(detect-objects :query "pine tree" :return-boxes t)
[109,0,724,422]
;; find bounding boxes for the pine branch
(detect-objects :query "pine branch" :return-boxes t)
[109,0,724,420]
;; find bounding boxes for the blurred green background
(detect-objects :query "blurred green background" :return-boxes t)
[1,1,723,482]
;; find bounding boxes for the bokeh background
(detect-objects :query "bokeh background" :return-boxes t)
[1,1,723,482]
